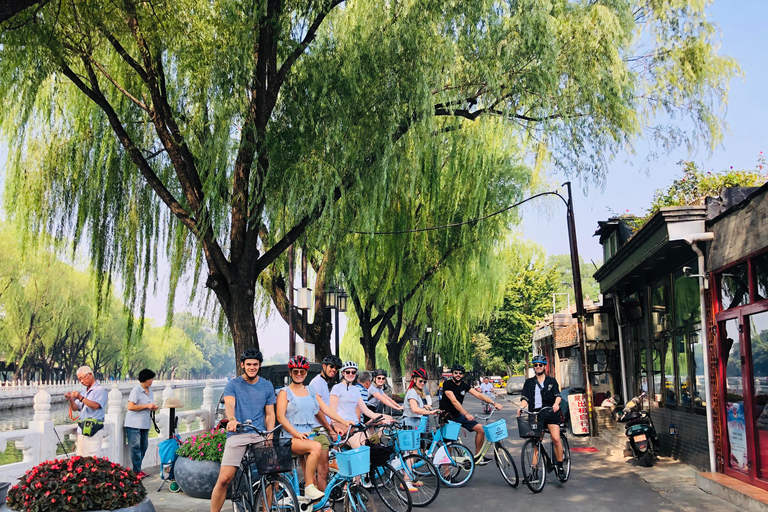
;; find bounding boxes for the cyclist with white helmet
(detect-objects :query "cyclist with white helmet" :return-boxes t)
[329,361,391,448]
[277,355,353,501]
[518,354,566,479]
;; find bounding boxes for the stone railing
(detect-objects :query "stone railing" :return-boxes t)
[0,381,219,483]
[0,378,225,398]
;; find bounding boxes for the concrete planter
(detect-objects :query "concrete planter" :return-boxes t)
[0,482,10,505]
[2,496,155,512]
[174,456,222,499]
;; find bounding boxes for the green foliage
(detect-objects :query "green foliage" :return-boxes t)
[648,157,768,216]
[176,429,228,463]
[546,255,602,305]
[7,456,146,512]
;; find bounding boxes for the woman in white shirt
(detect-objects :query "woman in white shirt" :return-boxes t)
[330,361,389,448]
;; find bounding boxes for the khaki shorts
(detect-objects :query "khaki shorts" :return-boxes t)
[310,426,331,451]
[221,432,264,467]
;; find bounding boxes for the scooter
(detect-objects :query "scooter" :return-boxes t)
[617,392,659,467]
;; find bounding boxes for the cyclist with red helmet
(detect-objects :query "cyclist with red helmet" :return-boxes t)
[518,354,565,479]
[276,355,352,501]
[403,368,440,429]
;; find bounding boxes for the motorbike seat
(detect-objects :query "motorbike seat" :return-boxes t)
[625,416,651,428]
[627,423,654,436]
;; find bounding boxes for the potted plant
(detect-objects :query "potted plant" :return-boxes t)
[5,456,153,512]
[173,429,228,499]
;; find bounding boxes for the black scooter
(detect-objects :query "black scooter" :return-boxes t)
[617,393,659,467]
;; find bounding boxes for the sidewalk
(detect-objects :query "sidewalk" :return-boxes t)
[142,470,211,512]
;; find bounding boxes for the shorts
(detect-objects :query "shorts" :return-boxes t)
[451,414,479,432]
[221,432,264,467]
[309,426,331,451]
[401,416,422,430]
[536,409,562,427]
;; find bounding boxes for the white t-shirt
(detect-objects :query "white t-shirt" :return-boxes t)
[331,382,362,422]
[309,374,333,427]
[479,382,494,396]
[367,383,384,407]
[403,388,424,418]
[534,382,543,409]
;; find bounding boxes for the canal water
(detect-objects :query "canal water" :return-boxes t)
[0,385,226,432]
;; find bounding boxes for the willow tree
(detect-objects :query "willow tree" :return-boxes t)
[0,1,738,362]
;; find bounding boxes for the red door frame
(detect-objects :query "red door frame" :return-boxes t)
[714,264,768,489]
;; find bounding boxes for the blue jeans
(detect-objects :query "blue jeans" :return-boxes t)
[125,427,149,473]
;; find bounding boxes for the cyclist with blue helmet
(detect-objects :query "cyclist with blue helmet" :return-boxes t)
[518,354,566,479]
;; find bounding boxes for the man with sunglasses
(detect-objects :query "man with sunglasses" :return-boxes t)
[518,354,566,479]
[308,354,343,490]
[439,363,501,465]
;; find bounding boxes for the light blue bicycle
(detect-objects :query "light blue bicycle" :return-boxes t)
[413,415,475,487]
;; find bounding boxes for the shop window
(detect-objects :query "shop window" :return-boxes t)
[651,279,669,335]
[676,334,690,406]
[652,337,662,402]
[720,262,750,310]
[674,262,701,328]
[690,331,706,408]
[756,252,768,301]
[663,333,675,406]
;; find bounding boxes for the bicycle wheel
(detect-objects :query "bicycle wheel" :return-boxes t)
[554,435,571,482]
[493,442,519,488]
[254,474,299,512]
[433,441,474,488]
[343,484,370,512]
[400,454,440,507]
[521,438,546,493]
[231,470,253,512]
[370,463,413,512]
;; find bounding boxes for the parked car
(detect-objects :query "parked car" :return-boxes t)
[505,375,525,395]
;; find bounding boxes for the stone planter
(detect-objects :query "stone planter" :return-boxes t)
[174,456,223,499]
[0,482,10,505]
[2,496,154,512]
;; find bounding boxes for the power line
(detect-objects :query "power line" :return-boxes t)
[350,190,565,235]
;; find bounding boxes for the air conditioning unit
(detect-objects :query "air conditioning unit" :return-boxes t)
[586,313,612,341]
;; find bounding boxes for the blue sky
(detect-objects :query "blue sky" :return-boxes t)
[1,1,766,356]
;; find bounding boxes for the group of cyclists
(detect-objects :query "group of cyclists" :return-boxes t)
[209,349,566,511]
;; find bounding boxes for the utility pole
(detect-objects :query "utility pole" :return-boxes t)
[564,182,594,436]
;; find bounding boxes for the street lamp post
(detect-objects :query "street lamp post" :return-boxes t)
[325,285,348,357]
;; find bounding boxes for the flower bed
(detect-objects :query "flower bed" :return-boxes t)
[173,429,228,499]
[6,456,147,512]
[176,429,227,462]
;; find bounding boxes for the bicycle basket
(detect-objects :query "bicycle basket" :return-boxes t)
[483,419,508,442]
[246,437,293,474]
[517,414,542,439]
[440,421,461,441]
[337,445,371,478]
[397,429,420,451]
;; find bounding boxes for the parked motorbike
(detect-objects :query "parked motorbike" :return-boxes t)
[617,392,659,467]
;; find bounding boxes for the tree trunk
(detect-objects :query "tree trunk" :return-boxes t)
[220,282,259,375]
[387,344,404,393]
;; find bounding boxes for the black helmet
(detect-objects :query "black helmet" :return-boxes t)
[372,368,387,378]
[532,354,547,365]
[240,349,263,362]
[322,355,343,367]
[451,363,466,373]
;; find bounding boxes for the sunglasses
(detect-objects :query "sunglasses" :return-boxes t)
[375,376,386,380]
[291,369,307,375]
[453,371,464,375]
[325,365,339,370]
[416,379,427,384]
[344,370,357,375]
[533,363,545,368]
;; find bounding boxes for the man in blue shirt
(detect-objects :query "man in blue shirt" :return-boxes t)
[65,365,108,457]
[210,349,276,512]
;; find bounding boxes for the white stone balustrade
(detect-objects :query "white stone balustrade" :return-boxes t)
[0,379,224,484]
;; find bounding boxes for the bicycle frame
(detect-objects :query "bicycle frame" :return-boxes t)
[286,464,352,511]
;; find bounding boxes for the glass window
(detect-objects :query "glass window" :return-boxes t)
[749,311,768,479]
[664,334,676,405]
[720,262,750,310]
[677,333,690,406]
[652,337,662,402]
[651,279,669,335]
[690,331,705,408]
[723,319,747,473]
[756,252,768,301]
[674,262,701,328]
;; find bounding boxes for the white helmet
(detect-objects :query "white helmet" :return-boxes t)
[340,361,359,372]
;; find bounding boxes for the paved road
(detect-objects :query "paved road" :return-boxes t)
[143,389,739,512]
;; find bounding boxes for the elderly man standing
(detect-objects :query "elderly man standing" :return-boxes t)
[65,365,108,457]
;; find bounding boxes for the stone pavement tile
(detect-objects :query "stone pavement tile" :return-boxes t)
[142,468,211,512]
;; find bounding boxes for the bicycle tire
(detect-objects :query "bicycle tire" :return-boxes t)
[520,438,546,493]
[230,469,253,512]
[254,473,299,512]
[493,442,519,488]
[370,463,413,512]
[433,441,474,488]
[400,454,440,507]
[344,484,370,512]
[555,435,571,482]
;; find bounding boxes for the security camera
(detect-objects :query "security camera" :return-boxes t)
[683,266,692,277]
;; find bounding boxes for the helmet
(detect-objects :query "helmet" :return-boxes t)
[288,355,310,370]
[451,363,465,373]
[411,368,428,381]
[340,361,359,372]
[240,349,264,362]
[322,355,343,367]
[532,355,548,365]
[372,369,387,378]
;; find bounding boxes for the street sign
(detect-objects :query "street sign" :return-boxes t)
[568,393,591,435]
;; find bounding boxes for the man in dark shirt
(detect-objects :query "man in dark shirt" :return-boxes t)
[439,364,501,465]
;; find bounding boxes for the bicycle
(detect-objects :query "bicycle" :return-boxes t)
[517,407,571,493]
[471,409,519,487]
[415,415,475,488]
[377,422,440,507]
[229,423,300,512]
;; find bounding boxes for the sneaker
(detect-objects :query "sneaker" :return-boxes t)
[304,484,325,501]
[411,481,424,487]
[403,483,419,493]
[557,463,567,480]
[473,454,491,466]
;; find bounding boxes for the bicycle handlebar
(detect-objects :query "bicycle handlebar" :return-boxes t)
[234,421,283,436]
[520,406,553,415]
[330,415,384,448]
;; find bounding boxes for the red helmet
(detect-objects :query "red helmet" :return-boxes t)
[411,368,428,381]
[288,355,310,370]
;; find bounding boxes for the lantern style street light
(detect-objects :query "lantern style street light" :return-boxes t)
[325,285,348,357]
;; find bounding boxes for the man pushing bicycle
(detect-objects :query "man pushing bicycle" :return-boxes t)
[518,355,566,479]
